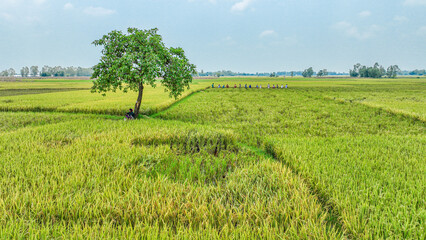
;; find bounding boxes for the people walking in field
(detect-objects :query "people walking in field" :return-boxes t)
[214,82,285,90]
[126,109,135,120]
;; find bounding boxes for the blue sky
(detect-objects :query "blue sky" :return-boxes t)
[1,0,425,73]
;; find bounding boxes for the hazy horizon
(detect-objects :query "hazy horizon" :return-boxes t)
[1,0,426,73]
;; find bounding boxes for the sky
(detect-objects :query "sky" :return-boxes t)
[0,0,425,73]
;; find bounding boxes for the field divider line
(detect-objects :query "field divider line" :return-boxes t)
[0,109,123,120]
[150,87,210,118]
[323,96,425,123]
[238,142,351,239]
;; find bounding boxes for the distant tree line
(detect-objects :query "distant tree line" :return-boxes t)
[0,66,93,77]
[407,69,426,76]
[349,63,400,78]
[198,69,342,77]
[2,65,424,78]
[299,67,328,78]
[0,68,16,77]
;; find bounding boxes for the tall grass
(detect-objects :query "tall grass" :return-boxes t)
[0,77,424,238]
[0,79,211,116]
[0,116,342,239]
[157,82,425,238]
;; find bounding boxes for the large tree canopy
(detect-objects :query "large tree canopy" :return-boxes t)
[91,28,196,117]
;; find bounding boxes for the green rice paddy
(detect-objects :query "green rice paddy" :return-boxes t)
[0,77,424,239]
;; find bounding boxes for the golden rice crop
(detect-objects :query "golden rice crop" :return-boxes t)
[0,77,424,239]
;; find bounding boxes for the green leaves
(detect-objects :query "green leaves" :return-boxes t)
[91,28,196,100]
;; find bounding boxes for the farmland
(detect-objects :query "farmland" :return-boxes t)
[0,77,425,239]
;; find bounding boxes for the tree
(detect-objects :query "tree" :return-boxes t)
[350,63,361,77]
[20,66,30,77]
[317,69,327,77]
[366,62,384,78]
[30,66,38,77]
[409,69,425,76]
[65,67,77,77]
[41,65,52,77]
[302,67,314,78]
[359,65,368,78]
[386,65,400,78]
[52,66,65,77]
[1,70,9,77]
[91,28,196,117]
[8,68,16,77]
[291,71,294,77]
[352,63,386,78]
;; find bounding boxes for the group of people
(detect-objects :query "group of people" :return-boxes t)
[212,83,288,89]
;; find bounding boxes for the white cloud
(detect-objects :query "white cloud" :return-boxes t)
[260,30,276,38]
[64,3,74,10]
[359,10,371,17]
[0,0,19,9]
[0,0,47,24]
[231,0,253,12]
[224,36,233,41]
[403,0,426,6]
[417,26,426,35]
[283,36,299,46]
[394,15,408,22]
[0,12,14,21]
[188,0,217,3]
[333,21,380,40]
[0,0,47,9]
[84,7,116,17]
[222,36,236,45]
[33,0,47,5]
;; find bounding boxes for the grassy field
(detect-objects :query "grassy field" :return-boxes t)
[0,78,211,115]
[0,77,424,239]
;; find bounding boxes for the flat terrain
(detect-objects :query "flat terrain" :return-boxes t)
[0,77,424,239]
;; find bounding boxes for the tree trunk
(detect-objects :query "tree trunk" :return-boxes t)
[134,83,144,118]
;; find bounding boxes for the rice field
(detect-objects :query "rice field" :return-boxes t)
[0,77,424,239]
[0,78,211,115]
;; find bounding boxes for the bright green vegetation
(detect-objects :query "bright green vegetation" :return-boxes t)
[0,79,210,115]
[0,115,341,239]
[157,79,425,239]
[0,77,424,239]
